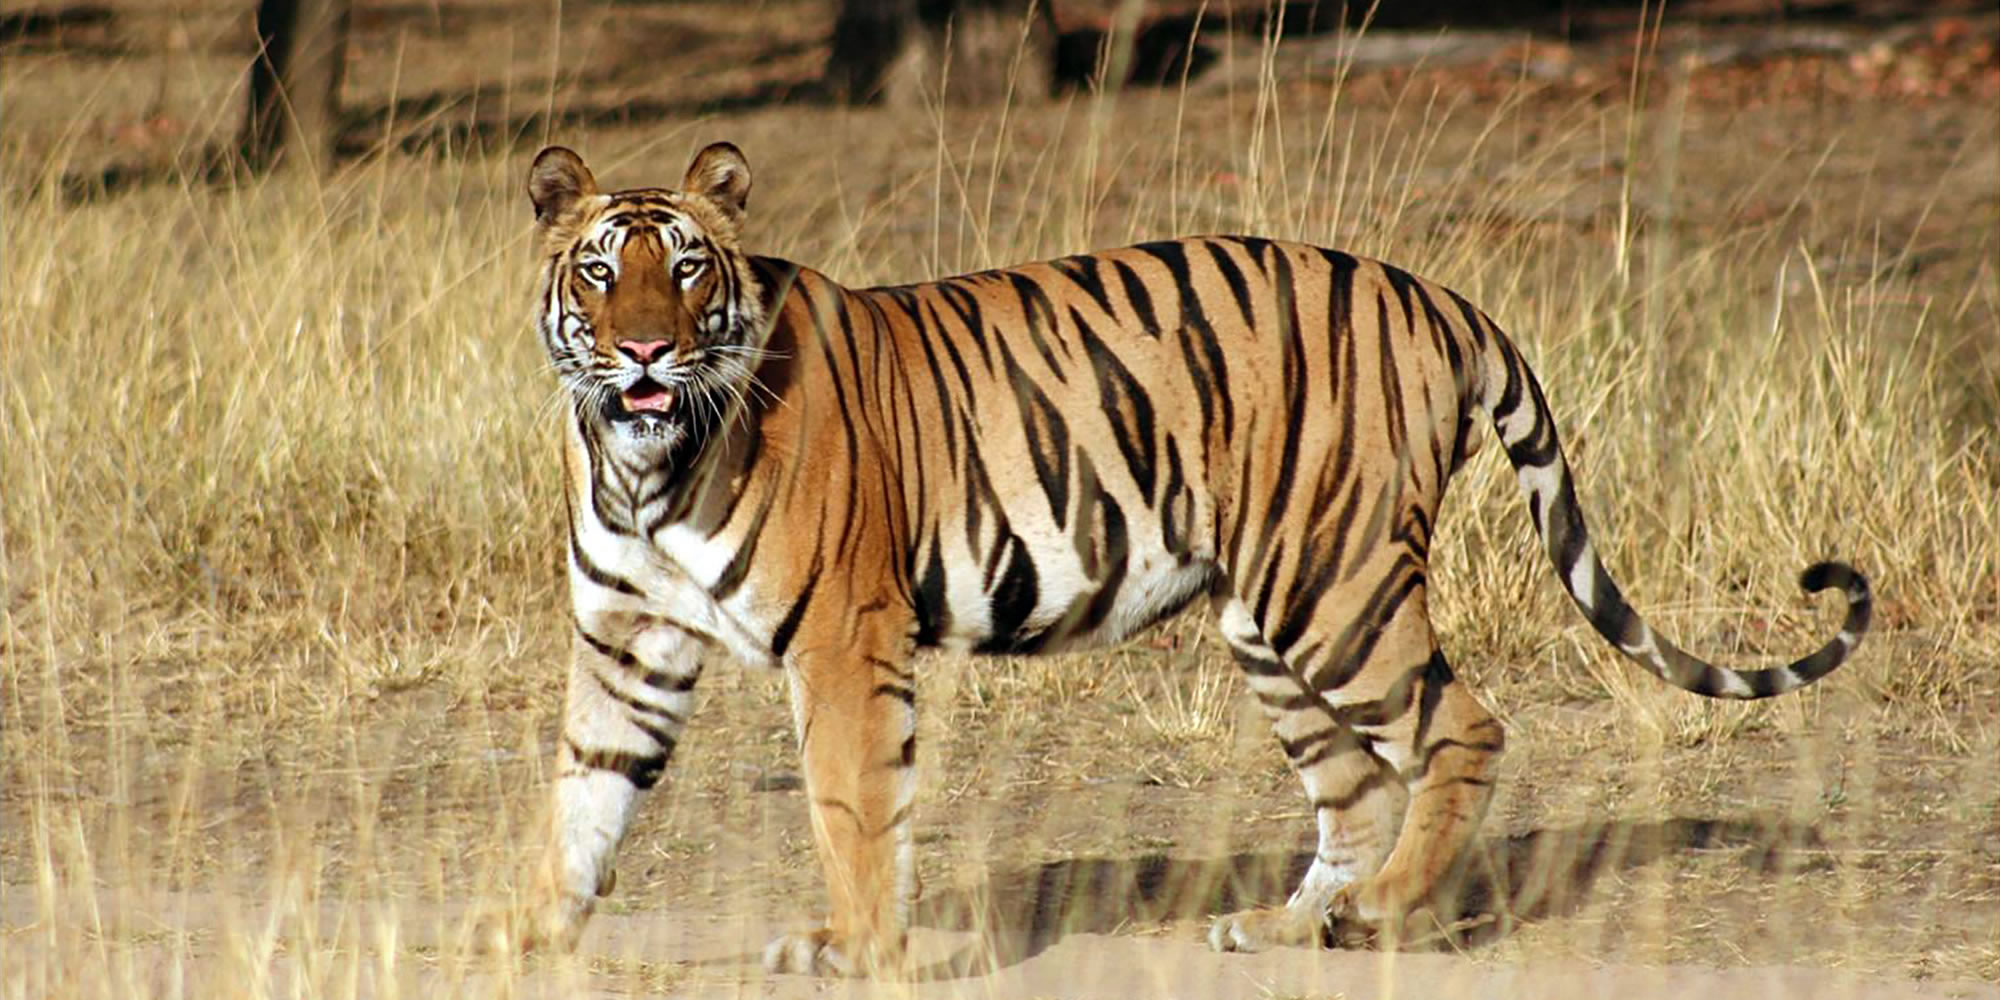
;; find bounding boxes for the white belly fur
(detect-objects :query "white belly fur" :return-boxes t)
[938,538,1214,653]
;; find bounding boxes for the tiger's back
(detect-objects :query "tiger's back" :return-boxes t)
[498,144,1869,975]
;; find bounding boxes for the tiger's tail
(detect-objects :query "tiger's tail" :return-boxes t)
[1473,325,1870,699]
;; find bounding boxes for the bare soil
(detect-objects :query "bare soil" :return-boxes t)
[3,0,1997,997]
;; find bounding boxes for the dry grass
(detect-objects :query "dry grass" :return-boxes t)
[4,6,1998,997]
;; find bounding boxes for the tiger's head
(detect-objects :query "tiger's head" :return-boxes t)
[527,143,768,451]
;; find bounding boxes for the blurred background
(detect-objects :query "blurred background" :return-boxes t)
[2,1,1996,997]
[5,0,1997,184]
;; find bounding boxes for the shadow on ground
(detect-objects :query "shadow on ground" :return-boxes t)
[911,816,1825,978]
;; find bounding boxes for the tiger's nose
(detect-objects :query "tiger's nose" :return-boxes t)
[617,339,671,364]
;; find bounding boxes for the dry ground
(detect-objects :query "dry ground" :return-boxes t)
[3,1,1998,997]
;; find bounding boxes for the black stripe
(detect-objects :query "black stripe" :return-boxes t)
[1252,686,1325,712]
[1251,538,1288,632]
[1375,289,1408,457]
[1205,239,1257,330]
[1247,249,1307,581]
[580,422,631,533]
[1491,341,1527,428]
[808,798,914,839]
[578,657,690,733]
[1229,235,1277,264]
[909,300,964,468]
[1442,285,1491,353]
[576,622,639,668]
[1269,486,1364,654]
[1114,258,1161,335]
[977,533,1042,654]
[570,520,643,596]
[1225,434,1258,576]
[1405,650,1456,754]
[709,533,758,601]
[823,295,868,559]
[1322,660,1428,730]
[935,280,996,373]
[912,543,950,648]
[1160,440,1191,557]
[961,433,995,550]
[1005,345,1073,528]
[1175,323,1220,447]
[1312,767,1393,813]
[567,737,670,790]
[873,683,917,705]
[1401,272,1461,355]
[1278,726,1337,764]
[1133,240,1210,335]
[1302,556,1425,687]
[1547,474,1589,597]
[1076,310,1159,496]
[1066,489,1131,639]
[1585,563,1637,648]
[645,662,701,692]
[1407,729,1505,783]
[1052,254,1119,318]
[1008,271,1070,376]
[770,568,820,658]
[573,674,683,758]
[1378,262,1421,334]
[1231,649,1287,678]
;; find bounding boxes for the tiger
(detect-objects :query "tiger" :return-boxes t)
[487,141,1871,975]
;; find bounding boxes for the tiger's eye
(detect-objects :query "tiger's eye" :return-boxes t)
[580,261,614,283]
[674,257,706,282]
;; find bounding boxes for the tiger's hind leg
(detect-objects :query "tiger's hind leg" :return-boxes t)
[1206,575,1503,952]
[1207,596,1409,952]
[1325,639,1504,942]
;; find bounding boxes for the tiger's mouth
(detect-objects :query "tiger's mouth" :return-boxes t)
[620,376,675,416]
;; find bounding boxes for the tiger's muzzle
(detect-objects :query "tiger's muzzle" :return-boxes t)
[614,338,679,417]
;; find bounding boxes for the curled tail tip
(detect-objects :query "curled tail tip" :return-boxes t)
[1771,560,1871,694]
[1800,560,1872,637]
[1657,561,1871,700]
[1800,560,1868,598]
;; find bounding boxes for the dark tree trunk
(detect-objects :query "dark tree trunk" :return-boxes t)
[825,0,1055,106]
[241,0,352,173]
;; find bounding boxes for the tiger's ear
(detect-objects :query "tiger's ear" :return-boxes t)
[528,146,598,228]
[682,142,751,226]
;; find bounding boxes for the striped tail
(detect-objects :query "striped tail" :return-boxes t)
[1479,335,1870,699]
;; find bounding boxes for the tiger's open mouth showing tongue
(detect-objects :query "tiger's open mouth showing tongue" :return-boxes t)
[621,377,675,415]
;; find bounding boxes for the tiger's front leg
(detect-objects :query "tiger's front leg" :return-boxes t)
[763,615,919,977]
[492,613,702,954]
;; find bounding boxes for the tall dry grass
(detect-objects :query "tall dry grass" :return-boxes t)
[4,17,1998,997]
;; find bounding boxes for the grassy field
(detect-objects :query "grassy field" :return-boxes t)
[3,2,1997,996]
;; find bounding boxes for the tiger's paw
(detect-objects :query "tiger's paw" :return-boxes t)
[469,892,592,957]
[763,928,857,976]
[1324,883,1398,948]
[762,928,902,978]
[1206,906,1325,953]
